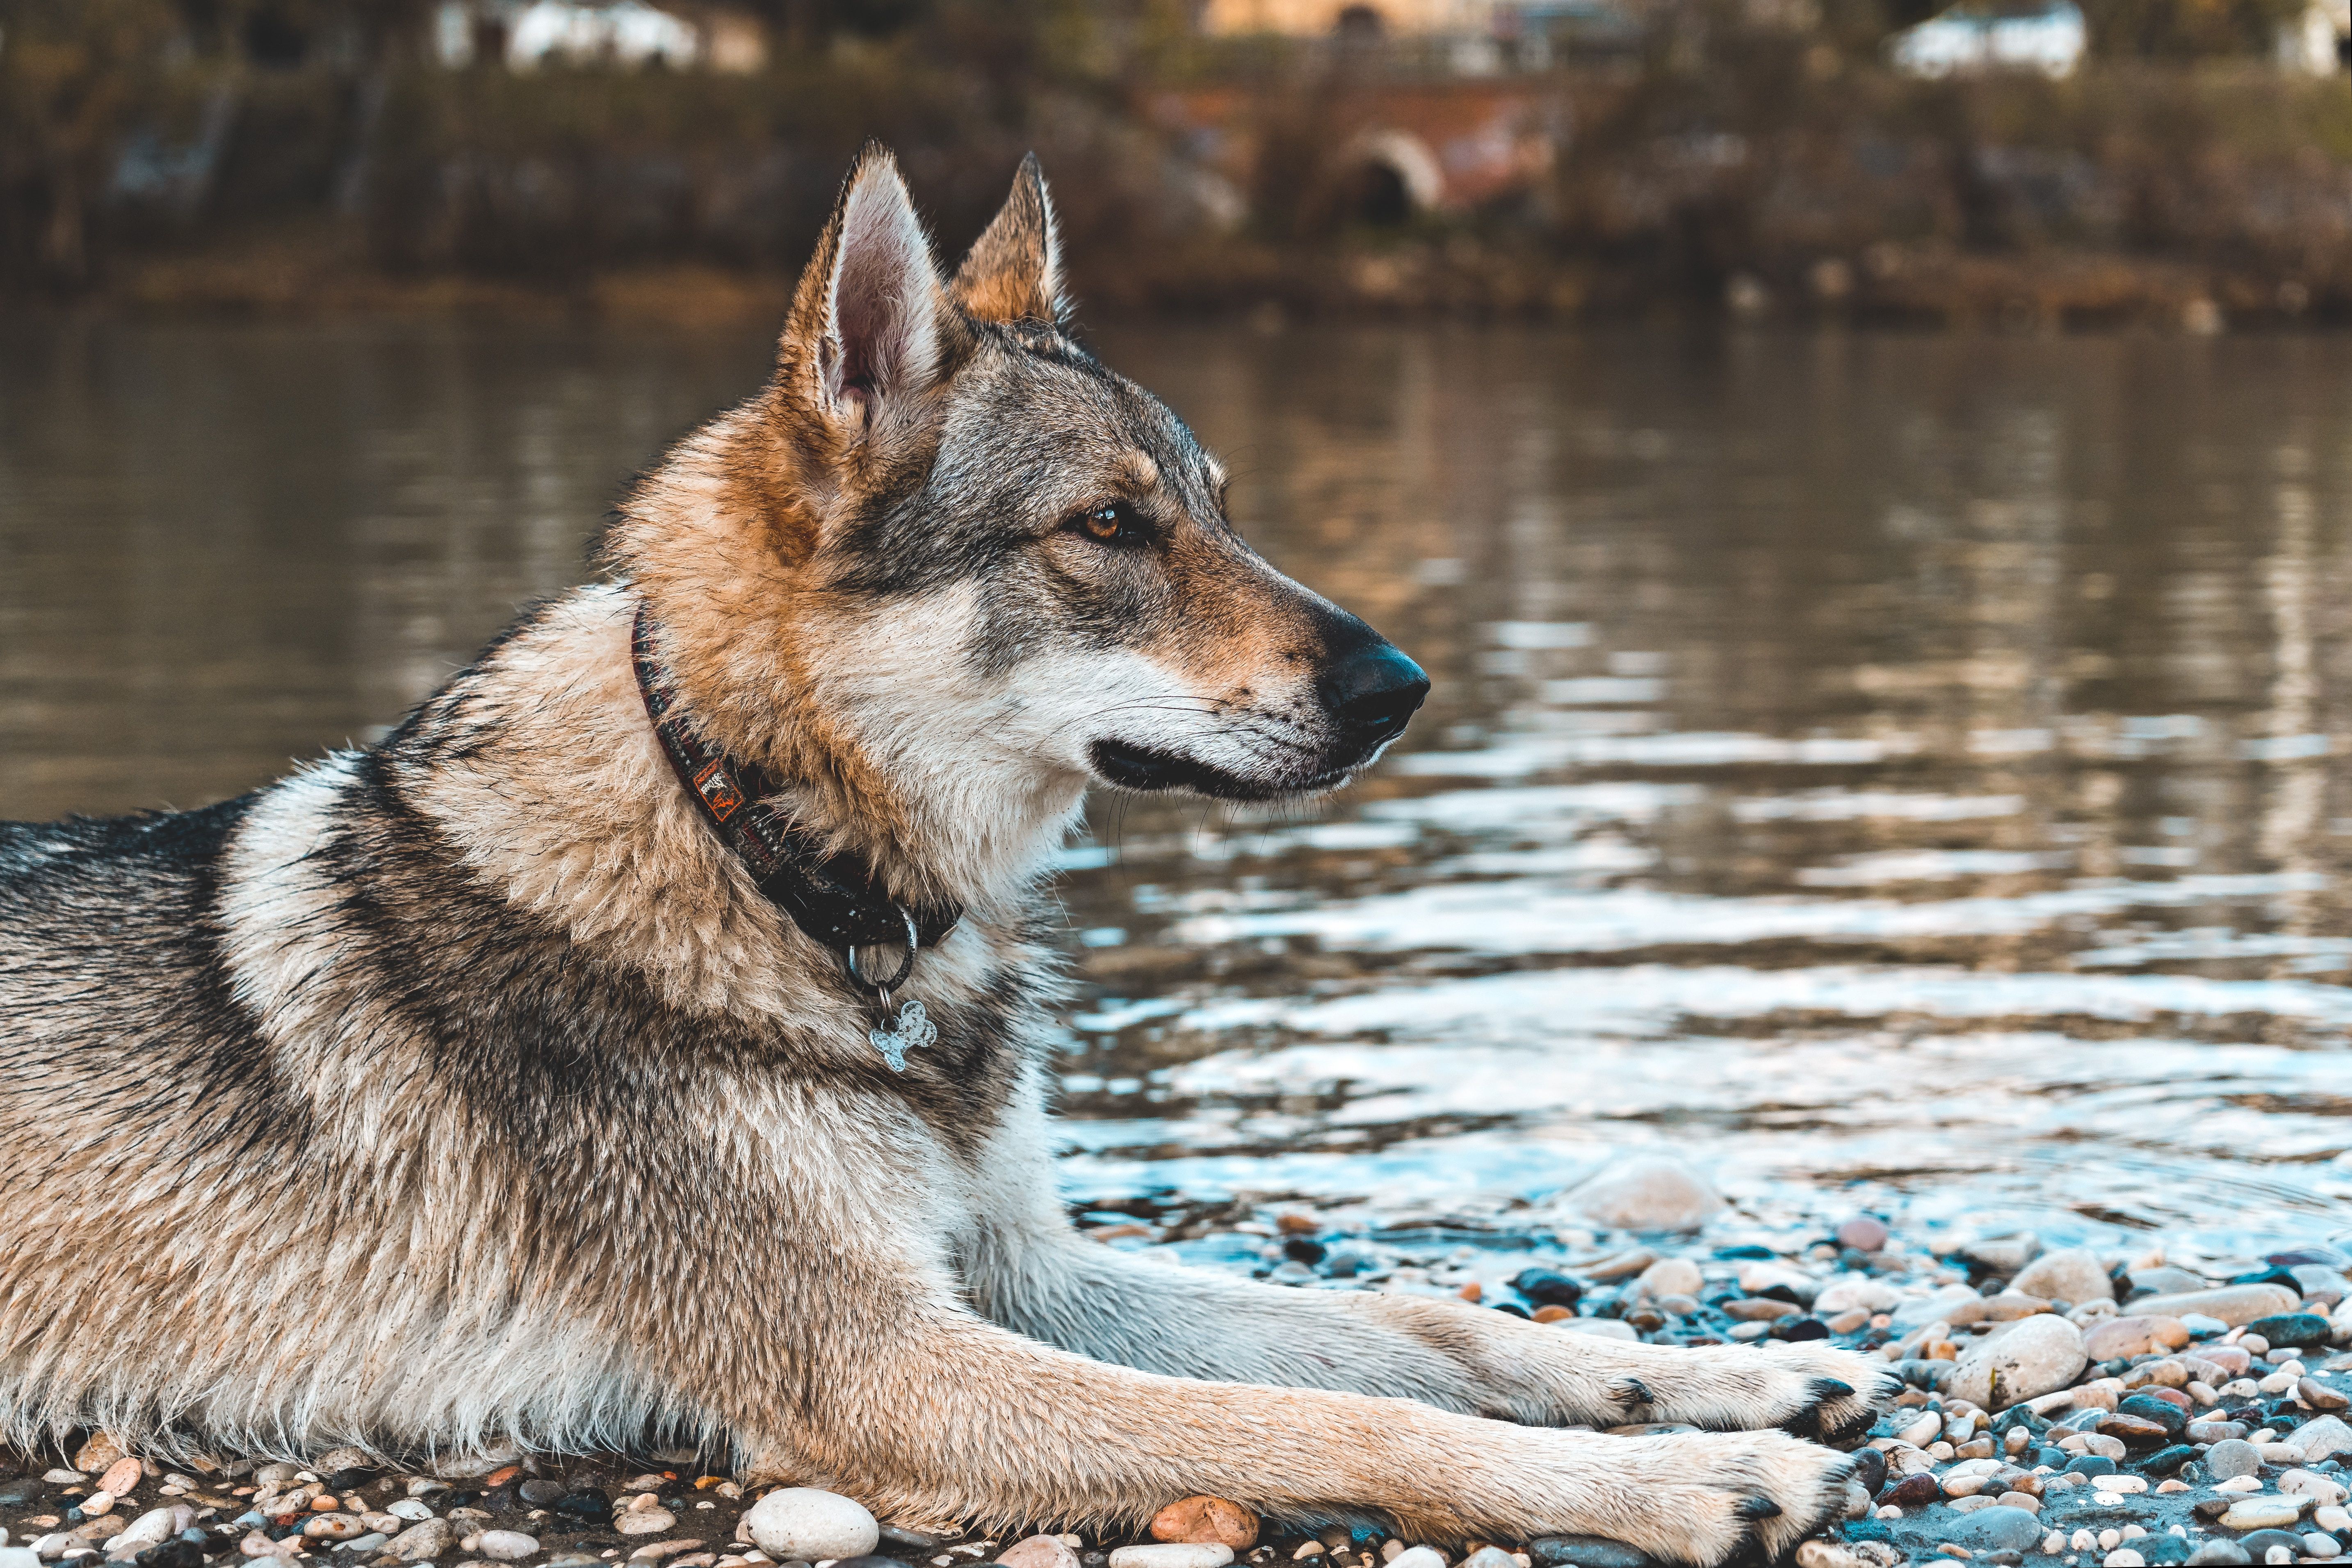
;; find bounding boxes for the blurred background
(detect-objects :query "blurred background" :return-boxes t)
[8,0,2352,1269]
[7,0,2352,318]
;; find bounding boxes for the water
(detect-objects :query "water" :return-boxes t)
[7,318,2352,1263]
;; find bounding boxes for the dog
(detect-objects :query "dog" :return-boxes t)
[0,146,1893,1564]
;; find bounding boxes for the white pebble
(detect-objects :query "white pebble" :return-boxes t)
[2098,1531,2120,1552]
[2304,1537,2342,1561]
[388,1502,435,1524]
[1107,1550,1237,1568]
[475,1533,539,1561]
[2043,1534,2067,1556]
[2101,1554,2142,1568]
[741,1491,875,1563]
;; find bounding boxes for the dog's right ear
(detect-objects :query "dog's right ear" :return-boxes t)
[951,152,1066,327]
[780,144,945,437]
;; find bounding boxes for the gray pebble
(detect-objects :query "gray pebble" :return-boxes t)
[518,1481,567,1507]
[2207,1439,2264,1480]
[2185,1545,2251,1567]
[1526,1538,1652,1568]
[337,1535,389,1556]
[1955,1508,2043,1555]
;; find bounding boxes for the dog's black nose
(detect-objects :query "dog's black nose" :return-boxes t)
[1322,641,1430,737]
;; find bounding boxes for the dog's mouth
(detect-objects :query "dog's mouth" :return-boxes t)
[1087,739,1360,802]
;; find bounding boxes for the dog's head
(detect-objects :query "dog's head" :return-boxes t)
[623,147,1426,892]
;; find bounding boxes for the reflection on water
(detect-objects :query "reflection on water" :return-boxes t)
[6,320,2352,1254]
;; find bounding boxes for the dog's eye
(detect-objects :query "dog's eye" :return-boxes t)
[1070,501,1145,547]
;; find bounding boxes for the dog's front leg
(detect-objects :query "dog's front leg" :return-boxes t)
[970,1215,1896,1440]
[715,1285,1857,1565]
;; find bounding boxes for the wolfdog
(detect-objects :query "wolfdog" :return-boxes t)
[0,147,1891,1563]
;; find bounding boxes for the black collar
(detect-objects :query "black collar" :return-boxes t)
[630,601,960,985]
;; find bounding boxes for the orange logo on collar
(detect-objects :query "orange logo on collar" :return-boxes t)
[692,760,745,822]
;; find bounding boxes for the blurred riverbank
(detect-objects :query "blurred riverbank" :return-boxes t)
[14,42,2352,329]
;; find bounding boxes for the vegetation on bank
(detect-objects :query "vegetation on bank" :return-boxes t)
[6,0,2352,323]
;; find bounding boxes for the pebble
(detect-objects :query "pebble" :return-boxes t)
[518,1481,568,1507]
[2286,1415,2352,1462]
[1948,1314,2090,1408]
[2128,1286,2300,1326]
[103,1511,174,1555]
[1149,1499,1257,1553]
[1957,1507,2044,1554]
[999,1538,1082,1568]
[2083,1316,2192,1361]
[1893,1284,1984,1330]
[1106,1549,1236,1568]
[1961,1233,2042,1274]
[2185,1547,2251,1566]
[2217,1499,2311,1531]
[1559,1156,1722,1232]
[620,1510,679,1537]
[302,1515,366,1540]
[1636,1258,1703,1299]
[1553,1319,1638,1340]
[92,1464,139,1502]
[2281,1470,2349,1506]
[743,1491,879,1562]
[387,1520,454,1561]
[387,1501,436,1523]
[2245,1313,2332,1348]
[1525,1542,1649,1568]
[1459,1552,1517,1568]
[1838,1217,1889,1252]
[476,1531,540,1560]
[2304,1376,2352,1411]
[1512,1269,1583,1309]
[71,1440,125,1476]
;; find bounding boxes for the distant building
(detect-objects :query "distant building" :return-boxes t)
[1199,0,1498,34]
[433,0,768,71]
[1888,0,2086,75]
[2278,0,2352,72]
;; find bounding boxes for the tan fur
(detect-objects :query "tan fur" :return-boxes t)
[0,149,1891,1564]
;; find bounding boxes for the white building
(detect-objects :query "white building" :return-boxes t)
[1889,0,2087,77]
[2278,0,2352,73]
[434,0,767,71]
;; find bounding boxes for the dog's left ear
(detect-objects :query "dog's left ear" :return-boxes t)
[951,152,1066,327]
[782,144,946,435]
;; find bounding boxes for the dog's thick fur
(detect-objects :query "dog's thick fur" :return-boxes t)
[0,150,1893,1564]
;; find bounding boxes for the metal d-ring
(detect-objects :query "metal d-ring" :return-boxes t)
[843,906,920,995]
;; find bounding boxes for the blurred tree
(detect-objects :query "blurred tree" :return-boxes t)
[2077,0,2304,55]
[0,0,179,283]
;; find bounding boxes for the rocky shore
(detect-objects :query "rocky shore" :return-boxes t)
[3,1187,2347,1568]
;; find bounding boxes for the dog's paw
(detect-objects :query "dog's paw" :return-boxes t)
[1758,1345,1902,1444]
[1588,1342,1898,1443]
[1569,1429,1855,1568]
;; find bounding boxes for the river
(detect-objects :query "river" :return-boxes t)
[6,317,2350,1264]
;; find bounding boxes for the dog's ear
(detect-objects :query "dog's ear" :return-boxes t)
[781,144,945,434]
[951,152,1066,327]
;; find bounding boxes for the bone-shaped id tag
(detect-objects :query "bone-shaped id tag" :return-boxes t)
[869,996,937,1073]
